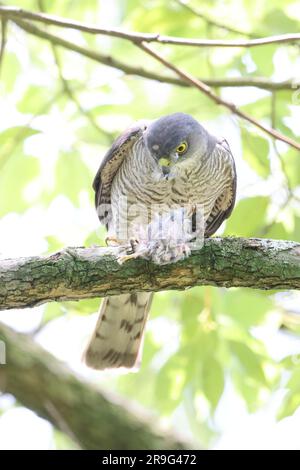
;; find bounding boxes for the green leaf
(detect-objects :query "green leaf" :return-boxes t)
[230,341,267,385]
[45,236,64,253]
[250,46,275,75]
[42,303,64,326]
[0,151,40,216]
[242,96,271,120]
[117,365,157,408]
[282,149,300,189]
[292,217,300,242]
[0,127,39,163]
[261,8,300,34]
[140,332,161,368]
[232,369,266,412]
[278,368,300,419]
[264,222,289,240]
[55,151,92,205]
[280,354,300,369]
[242,129,270,178]
[151,290,181,320]
[287,368,300,390]
[1,51,21,92]
[278,392,300,420]
[223,289,273,328]
[180,288,204,339]
[224,196,269,236]
[62,298,100,316]
[84,227,107,248]
[155,353,189,414]
[202,357,224,410]
[17,86,51,114]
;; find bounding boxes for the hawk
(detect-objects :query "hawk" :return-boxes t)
[83,113,236,370]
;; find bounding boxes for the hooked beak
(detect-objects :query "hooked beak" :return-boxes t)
[158,152,179,168]
[158,157,172,176]
[158,157,171,168]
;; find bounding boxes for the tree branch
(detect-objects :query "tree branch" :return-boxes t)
[14,18,298,92]
[1,238,300,311]
[173,0,258,38]
[2,8,299,149]
[9,17,300,150]
[0,322,192,450]
[0,6,299,48]
[138,42,300,151]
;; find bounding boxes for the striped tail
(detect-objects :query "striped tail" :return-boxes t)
[83,292,153,370]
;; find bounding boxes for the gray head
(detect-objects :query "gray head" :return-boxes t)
[144,113,215,172]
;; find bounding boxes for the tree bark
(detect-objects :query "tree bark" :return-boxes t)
[0,322,193,450]
[1,238,300,311]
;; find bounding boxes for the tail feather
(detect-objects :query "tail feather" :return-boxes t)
[83,292,153,370]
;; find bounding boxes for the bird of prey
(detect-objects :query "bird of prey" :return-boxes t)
[83,113,236,370]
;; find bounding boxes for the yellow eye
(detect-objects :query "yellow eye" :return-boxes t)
[176,141,188,154]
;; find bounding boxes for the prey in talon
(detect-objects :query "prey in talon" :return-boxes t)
[117,206,203,265]
[84,113,236,370]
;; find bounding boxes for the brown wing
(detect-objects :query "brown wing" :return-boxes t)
[93,124,145,228]
[204,139,237,237]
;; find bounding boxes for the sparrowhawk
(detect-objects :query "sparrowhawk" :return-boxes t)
[83,113,236,370]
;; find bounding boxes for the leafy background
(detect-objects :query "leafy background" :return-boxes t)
[0,0,300,449]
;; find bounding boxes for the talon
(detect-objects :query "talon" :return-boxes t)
[105,235,122,247]
[117,252,141,265]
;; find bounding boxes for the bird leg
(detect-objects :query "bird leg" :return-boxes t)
[105,234,142,264]
[116,238,150,265]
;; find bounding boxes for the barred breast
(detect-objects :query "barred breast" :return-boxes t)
[110,136,234,239]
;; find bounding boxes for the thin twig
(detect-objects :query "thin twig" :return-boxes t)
[257,92,296,236]
[173,0,258,38]
[51,44,111,141]
[13,19,300,92]
[2,8,300,150]
[271,92,293,191]
[0,6,300,48]
[138,42,300,151]
[0,17,7,75]
[271,91,276,130]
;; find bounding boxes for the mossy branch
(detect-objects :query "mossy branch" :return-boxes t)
[1,237,300,311]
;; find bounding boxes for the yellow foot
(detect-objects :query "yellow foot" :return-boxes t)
[117,252,141,265]
[105,235,123,247]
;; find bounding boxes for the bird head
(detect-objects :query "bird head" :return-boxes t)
[144,113,215,176]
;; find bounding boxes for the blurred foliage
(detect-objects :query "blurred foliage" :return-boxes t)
[0,0,300,449]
